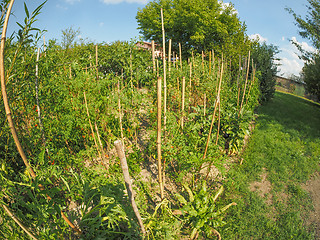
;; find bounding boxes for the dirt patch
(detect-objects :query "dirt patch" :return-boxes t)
[249,169,272,205]
[302,171,320,239]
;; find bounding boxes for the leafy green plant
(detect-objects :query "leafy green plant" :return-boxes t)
[175,182,236,239]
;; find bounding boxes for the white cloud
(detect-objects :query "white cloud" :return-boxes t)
[56,4,68,10]
[219,1,238,15]
[100,0,149,4]
[99,22,104,27]
[291,36,315,53]
[249,33,268,43]
[277,36,317,77]
[64,0,80,4]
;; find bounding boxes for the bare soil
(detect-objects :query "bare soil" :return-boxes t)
[302,171,320,239]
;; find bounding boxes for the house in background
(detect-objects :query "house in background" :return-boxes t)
[135,41,162,58]
[275,75,318,102]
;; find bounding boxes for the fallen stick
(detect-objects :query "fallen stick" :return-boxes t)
[114,140,146,236]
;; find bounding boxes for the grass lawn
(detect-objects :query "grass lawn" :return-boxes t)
[221,91,320,239]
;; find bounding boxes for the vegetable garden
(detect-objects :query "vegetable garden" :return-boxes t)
[1,1,305,239]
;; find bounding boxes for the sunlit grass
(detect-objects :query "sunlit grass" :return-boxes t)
[222,91,320,239]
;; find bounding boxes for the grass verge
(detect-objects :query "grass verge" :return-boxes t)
[221,91,320,239]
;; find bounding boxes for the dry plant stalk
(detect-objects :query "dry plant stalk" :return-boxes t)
[152,40,156,73]
[181,76,185,129]
[161,8,167,142]
[215,100,221,145]
[0,0,81,235]
[2,204,38,240]
[157,77,164,199]
[114,140,146,235]
[83,91,101,159]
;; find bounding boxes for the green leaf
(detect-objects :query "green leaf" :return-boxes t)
[24,2,29,18]
[182,183,194,202]
[175,193,187,205]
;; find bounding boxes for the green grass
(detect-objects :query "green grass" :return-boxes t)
[221,91,320,239]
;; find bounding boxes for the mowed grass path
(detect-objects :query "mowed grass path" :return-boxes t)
[221,92,320,239]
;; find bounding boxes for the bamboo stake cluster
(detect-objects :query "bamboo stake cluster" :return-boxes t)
[0,0,82,236]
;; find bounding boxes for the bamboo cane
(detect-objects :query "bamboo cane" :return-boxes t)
[239,51,251,116]
[2,204,38,240]
[95,122,109,170]
[117,79,124,145]
[152,40,156,73]
[204,93,206,116]
[114,140,146,235]
[168,39,172,76]
[179,42,182,71]
[130,50,134,104]
[215,100,221,145]
[95,44,98,81]
[209,51,212,75]
[246,62,256,105]
[161,8,167,142]
[157,77,164,199]
[83,91,101,160]
[181,76,185,129]
[202,59,224,161]
[237,55,242,108]
[0,0,81,235]
[35,47,48,155]
[189,62,192,110]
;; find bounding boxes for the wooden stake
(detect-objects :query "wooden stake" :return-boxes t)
[152,40,156,73]
[114,140,146,235]
[181,76,185,129]
[157,77,164,199]
[161,8,167,142]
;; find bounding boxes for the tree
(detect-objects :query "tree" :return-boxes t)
[61,26,80,50]
[136,0,249,58]
[251,41,279,103]
[303,55,320,100]
[287,0,320,99]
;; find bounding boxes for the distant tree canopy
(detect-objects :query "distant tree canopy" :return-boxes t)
[136,0,250,58]
[287,0,320,100]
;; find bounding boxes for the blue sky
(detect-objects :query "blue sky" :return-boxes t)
[7,0,314,77]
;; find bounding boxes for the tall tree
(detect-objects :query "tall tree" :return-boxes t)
[61,26,80,50]
[287,0,320,99]
[251,41,279,103]
[136,0,249,58]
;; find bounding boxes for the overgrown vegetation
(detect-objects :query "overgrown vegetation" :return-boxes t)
[1,1,317,239]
